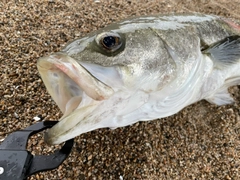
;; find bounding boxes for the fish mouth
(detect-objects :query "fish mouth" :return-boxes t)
[37,52,118,144]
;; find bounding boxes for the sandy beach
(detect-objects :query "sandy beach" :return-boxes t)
[0,0,240,179]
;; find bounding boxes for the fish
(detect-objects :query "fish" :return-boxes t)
[37,13,240,145]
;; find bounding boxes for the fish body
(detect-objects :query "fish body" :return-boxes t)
[37,13,240,144]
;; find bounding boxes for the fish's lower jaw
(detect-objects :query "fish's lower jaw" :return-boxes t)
[44,90,147,144]
[45,102,101,145]
[44,130,56,145]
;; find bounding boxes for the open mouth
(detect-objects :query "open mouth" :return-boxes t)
[37,52,121,144]
[37,52,114,117]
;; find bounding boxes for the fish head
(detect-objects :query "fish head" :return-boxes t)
[37,20,176,144]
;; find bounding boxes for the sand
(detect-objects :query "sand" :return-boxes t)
[0,0,240,179]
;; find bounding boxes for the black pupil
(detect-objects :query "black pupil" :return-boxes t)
[103,36,116,48]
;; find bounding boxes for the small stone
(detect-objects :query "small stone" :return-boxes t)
[33,116,41,121]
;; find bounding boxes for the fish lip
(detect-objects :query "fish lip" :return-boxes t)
[37,52,114,116]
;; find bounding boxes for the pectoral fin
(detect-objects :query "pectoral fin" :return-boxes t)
[205,77,240,105]
[206,87,234,105]
[203,35,240,68]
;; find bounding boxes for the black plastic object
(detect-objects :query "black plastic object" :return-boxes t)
[0,121,74,180]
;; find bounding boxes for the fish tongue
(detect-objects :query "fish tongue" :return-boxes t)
[63,96,82,118]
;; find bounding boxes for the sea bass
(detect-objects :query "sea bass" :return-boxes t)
[37,13,240,145]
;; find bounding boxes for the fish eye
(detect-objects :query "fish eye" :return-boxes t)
[95,32,122,52]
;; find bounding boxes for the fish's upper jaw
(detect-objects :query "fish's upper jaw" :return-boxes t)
[37,52,114,117]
